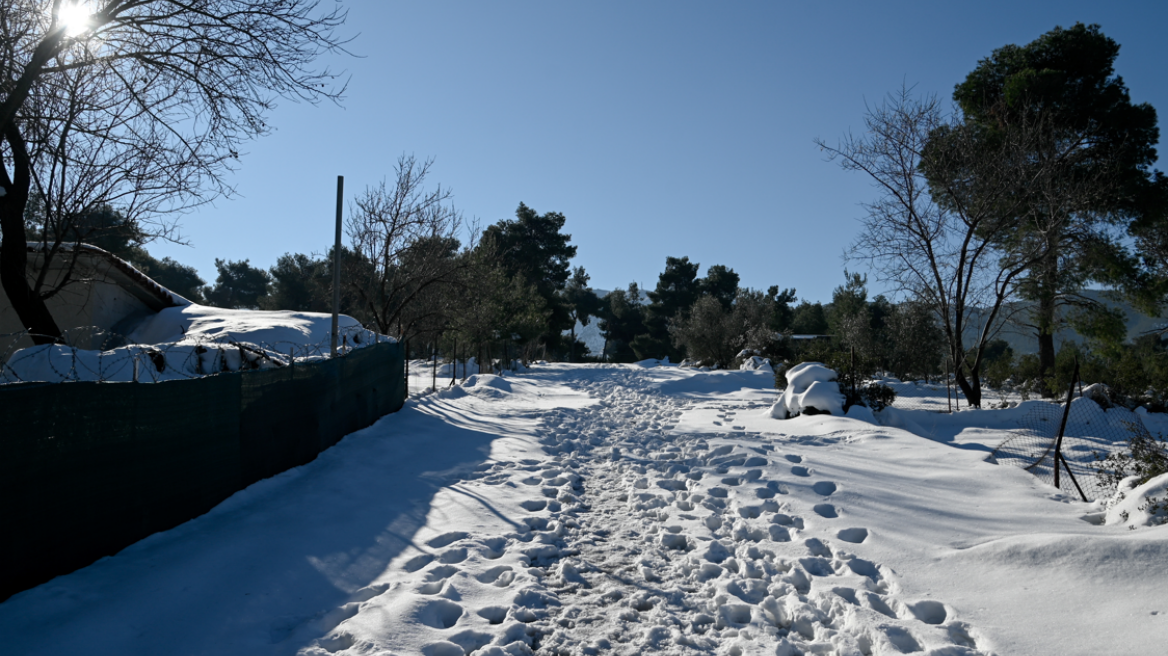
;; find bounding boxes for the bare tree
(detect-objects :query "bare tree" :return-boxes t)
[1,0,348,342]
[815,89,1064,406]
[344,155,466,339]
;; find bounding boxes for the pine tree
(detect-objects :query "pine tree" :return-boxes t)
[944,23,1168,382]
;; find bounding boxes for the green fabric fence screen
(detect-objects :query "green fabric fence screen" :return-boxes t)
[0,341,404,601]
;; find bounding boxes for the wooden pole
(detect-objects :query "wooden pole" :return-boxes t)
[330,175,344,357]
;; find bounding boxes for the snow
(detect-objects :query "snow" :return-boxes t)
[2,304,384,383]
[1105,473,1168,527]
[738,356,773,373]
[772,362,846,419]
[2,362,1166,655]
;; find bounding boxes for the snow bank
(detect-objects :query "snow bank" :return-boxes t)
[2,303,386,383]
[771,362,845,418]
[129,304,377,348]
[1106,473,1168,527]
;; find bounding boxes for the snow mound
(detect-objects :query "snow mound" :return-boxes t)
[1106,473,1168,527]
[129,304,377,348]
[633,358,667,368]
[462,374,513,398]
[738,355,773,373]
[2,303,386,383]
[771,362,845,419]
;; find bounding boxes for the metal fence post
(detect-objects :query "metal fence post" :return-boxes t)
[1053,358,1088,502]
[450,337,457,388]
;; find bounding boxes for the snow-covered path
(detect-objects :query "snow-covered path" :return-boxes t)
[495,370,984,656]
[3,363,1167,655]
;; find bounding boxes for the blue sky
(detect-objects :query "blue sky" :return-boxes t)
[150,0,1168,304]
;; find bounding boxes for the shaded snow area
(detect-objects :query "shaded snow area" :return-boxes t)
[3,364,1167,655]
[1,304,382,383]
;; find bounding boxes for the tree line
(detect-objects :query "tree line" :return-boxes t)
[818,23,1168,407]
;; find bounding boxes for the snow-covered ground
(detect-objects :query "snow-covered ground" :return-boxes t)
[2,362,1166,655]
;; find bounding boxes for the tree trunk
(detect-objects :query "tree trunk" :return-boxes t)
[567,312,576,361]
[1034,234,1060,392]
[1,128,61,344]
[951,342,983,409]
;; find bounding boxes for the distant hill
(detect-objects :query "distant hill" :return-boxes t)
[969,290,1166,355]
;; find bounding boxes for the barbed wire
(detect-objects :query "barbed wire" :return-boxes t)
[0,324,388,385]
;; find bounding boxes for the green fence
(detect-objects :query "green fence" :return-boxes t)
[0,341,404,601]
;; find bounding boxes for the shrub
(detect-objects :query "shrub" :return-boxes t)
[858,382,897,411]
[1096,432,1168,527]
[1096,432,1168,491]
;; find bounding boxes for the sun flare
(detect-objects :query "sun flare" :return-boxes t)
[57,1,91,37]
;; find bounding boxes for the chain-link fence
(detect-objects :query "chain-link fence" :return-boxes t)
[992,398,1149,502]
[988,361,1153,502]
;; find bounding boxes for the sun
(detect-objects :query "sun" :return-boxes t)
[56,1,92,37]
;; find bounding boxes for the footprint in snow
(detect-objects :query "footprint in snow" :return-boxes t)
[813,503,838,518]
[427,531,469,548]
[837,527,868,543]
[791,465,811,477]
[811,481,837,496]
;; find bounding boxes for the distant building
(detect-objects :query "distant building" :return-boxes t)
[789,334,833,341]
[0,243,180,351]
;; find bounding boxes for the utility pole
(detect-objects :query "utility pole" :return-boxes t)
[331,175,343,357]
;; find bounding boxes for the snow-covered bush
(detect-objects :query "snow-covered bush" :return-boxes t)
[856,382,897,411]
[735,349,773,373]
[770,362,845,419]
[1098,431,1168,528]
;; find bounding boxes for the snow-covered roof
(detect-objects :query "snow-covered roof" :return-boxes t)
[20,242,186,311]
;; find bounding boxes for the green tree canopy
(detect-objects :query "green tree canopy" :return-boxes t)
[701,264,740,311]
[206,259,271,309]
[482,203,578,353]
[599,283,647,362]
[945,22,1168,381]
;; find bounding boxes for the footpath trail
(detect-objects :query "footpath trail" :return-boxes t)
[313,366,990,656]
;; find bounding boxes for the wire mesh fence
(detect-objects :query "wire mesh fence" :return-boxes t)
[992,399,1150,501]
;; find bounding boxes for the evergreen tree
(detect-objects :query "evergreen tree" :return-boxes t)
[262,252,331,312]
[483,203,578,354]
[599,283,647,362]
[945,23,1168,381]
[886,300,944,381]
[632,256,703,361]
[767,286,798,333]
[701,264,740,311]
[205,259,271,309]
[790,301,828,335]
[669,295,737,366]
[561,266,603,361]
[827,270,868,338]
